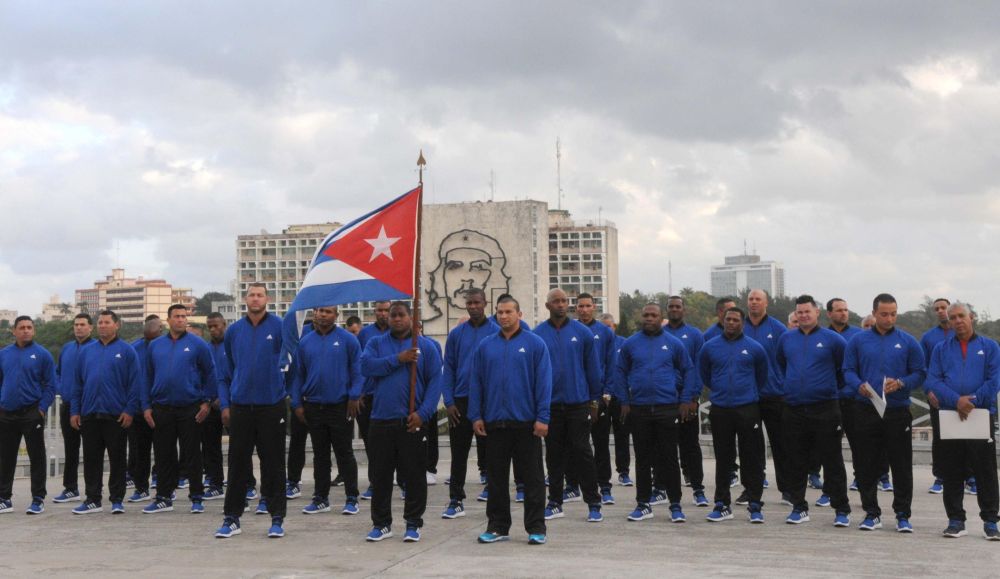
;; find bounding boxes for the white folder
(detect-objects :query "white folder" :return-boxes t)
[939,409,992,440]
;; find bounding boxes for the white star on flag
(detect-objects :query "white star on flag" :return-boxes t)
[365,225,401,262]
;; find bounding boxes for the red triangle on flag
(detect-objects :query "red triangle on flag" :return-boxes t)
[323,187,421,296]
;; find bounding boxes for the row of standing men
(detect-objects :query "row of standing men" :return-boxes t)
[0,285,996,544]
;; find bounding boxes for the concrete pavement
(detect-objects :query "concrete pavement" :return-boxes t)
[2,458,999,578]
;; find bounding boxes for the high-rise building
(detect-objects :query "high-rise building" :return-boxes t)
[74,268,196,325]
[710,254,785,298]
[547,209,620,319]
[40,294,80,322]
[0,310,17,325]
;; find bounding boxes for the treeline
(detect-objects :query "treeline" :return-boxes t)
[617,288,1000,341]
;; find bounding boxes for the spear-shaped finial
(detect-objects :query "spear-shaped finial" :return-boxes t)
[417,150,426,185]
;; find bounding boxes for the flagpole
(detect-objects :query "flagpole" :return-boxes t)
[409,150,426,419]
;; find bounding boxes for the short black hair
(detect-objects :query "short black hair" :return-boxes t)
[207,312,226,322]
[167,304,188,316]
[715,297,736,311]
[74,313,93,324]
[144,314,160,322]
[464,288,486,302]
[873,293,897,311]
[100,310,120,323]
[724,306,746,321]
[497,295,520,312]
[389,301,411,314]
[345,316,362,326]
[933,298,951,306]
[577,292,595,303]
[667,295,684,304]
[795,295,818,308]
[825,298,845,312]
[13,315,33,328]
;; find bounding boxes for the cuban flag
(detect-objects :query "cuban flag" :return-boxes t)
[280,186,421,362]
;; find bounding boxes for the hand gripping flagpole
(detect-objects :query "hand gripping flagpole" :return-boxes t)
[409,150,426,419]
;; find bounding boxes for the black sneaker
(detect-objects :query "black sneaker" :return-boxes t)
[943,520,967,538]
[332,474,344,487]
[734,490,750,506]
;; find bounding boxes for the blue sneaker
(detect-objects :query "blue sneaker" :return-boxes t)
[202,487,224,501]
[627,503,653,521]
[255,499,268,515]
[544,503,564,520]
[479,473,488,485]
[693,490,709,507]
[834,512,850,527]
[178,477,189,489]
[849,479,859,491]
[286,481,301,500]
[859,516,882,530]
[190,501,205,514]
[562,486,582,503]
[53,489,81,503]
[476,488,488,502]
[110,502,124,514]
[215,516,241,538]
[142,499,173,514]
[929,479,943,494]
[815,494,831,508]
[618,473,634,487]
[0,499,13,514]
[267,516,285,538]
[966,478,978,495]
[808,473,823,489]
[360,486,374,501]
[127,490,151,503]
[342,498,360,515]
[245,487,258,500]
[125,474,135,489]
[879,475,893,492]
[601,488,615,505]
[943,520,966,538]
[669,503,686,523]
[984,522,1000,541]
[649,488,669,505]
[73,501,102,514]
[25,498,44,515]
[366,526,393,541]
[896,517,913,533]
[587,505,603,523]
[527,533,547,545]
[729,472,740,487]
[749,507,764,524]
[478,531,510,543]
[786,509,809,524]
[302,498,330,514]
[706,503,733,522]
[762,478,770,489]
[442,500,465,519]
[403,526,420,542]
[515,488,525,503]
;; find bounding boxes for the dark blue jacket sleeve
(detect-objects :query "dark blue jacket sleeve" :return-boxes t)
[361,340,403,377]
[975,341,1000,410]
[441,330,459,407]
[126,348,141,416]
[583,332,603,401]
[753,345,769,395]
[468,345,484,423]
[347,336,363,401]
[289,347,306,409]
[697,345,712,390]
[220,331,235,409]
[39,350,57,413]
[198,342,216,403]
[417,341,443,425]
[900,338,926,396]
[535,342,553,424]
[842,339,862,392]
[676,344,699,401]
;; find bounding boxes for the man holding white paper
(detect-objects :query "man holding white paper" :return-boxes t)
[924,302,1000,541]
[842,294,925,533]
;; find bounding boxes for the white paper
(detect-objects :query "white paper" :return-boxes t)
[861,382,887,418]
[939,408,992,440]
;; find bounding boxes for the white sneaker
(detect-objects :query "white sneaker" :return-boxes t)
[426,472,437,485]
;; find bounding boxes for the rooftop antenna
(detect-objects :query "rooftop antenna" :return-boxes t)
[556,137,563,211]
[743,238,748,256]
[489,169,495,201]
[598,206,602,226]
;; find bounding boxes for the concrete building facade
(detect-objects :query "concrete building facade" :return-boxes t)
[547,209,620,320]
[74,268,195,325]
[710,254,785,298]
[40,295,80,322]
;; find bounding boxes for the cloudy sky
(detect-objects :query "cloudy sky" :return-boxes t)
[3,1,1000,319]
